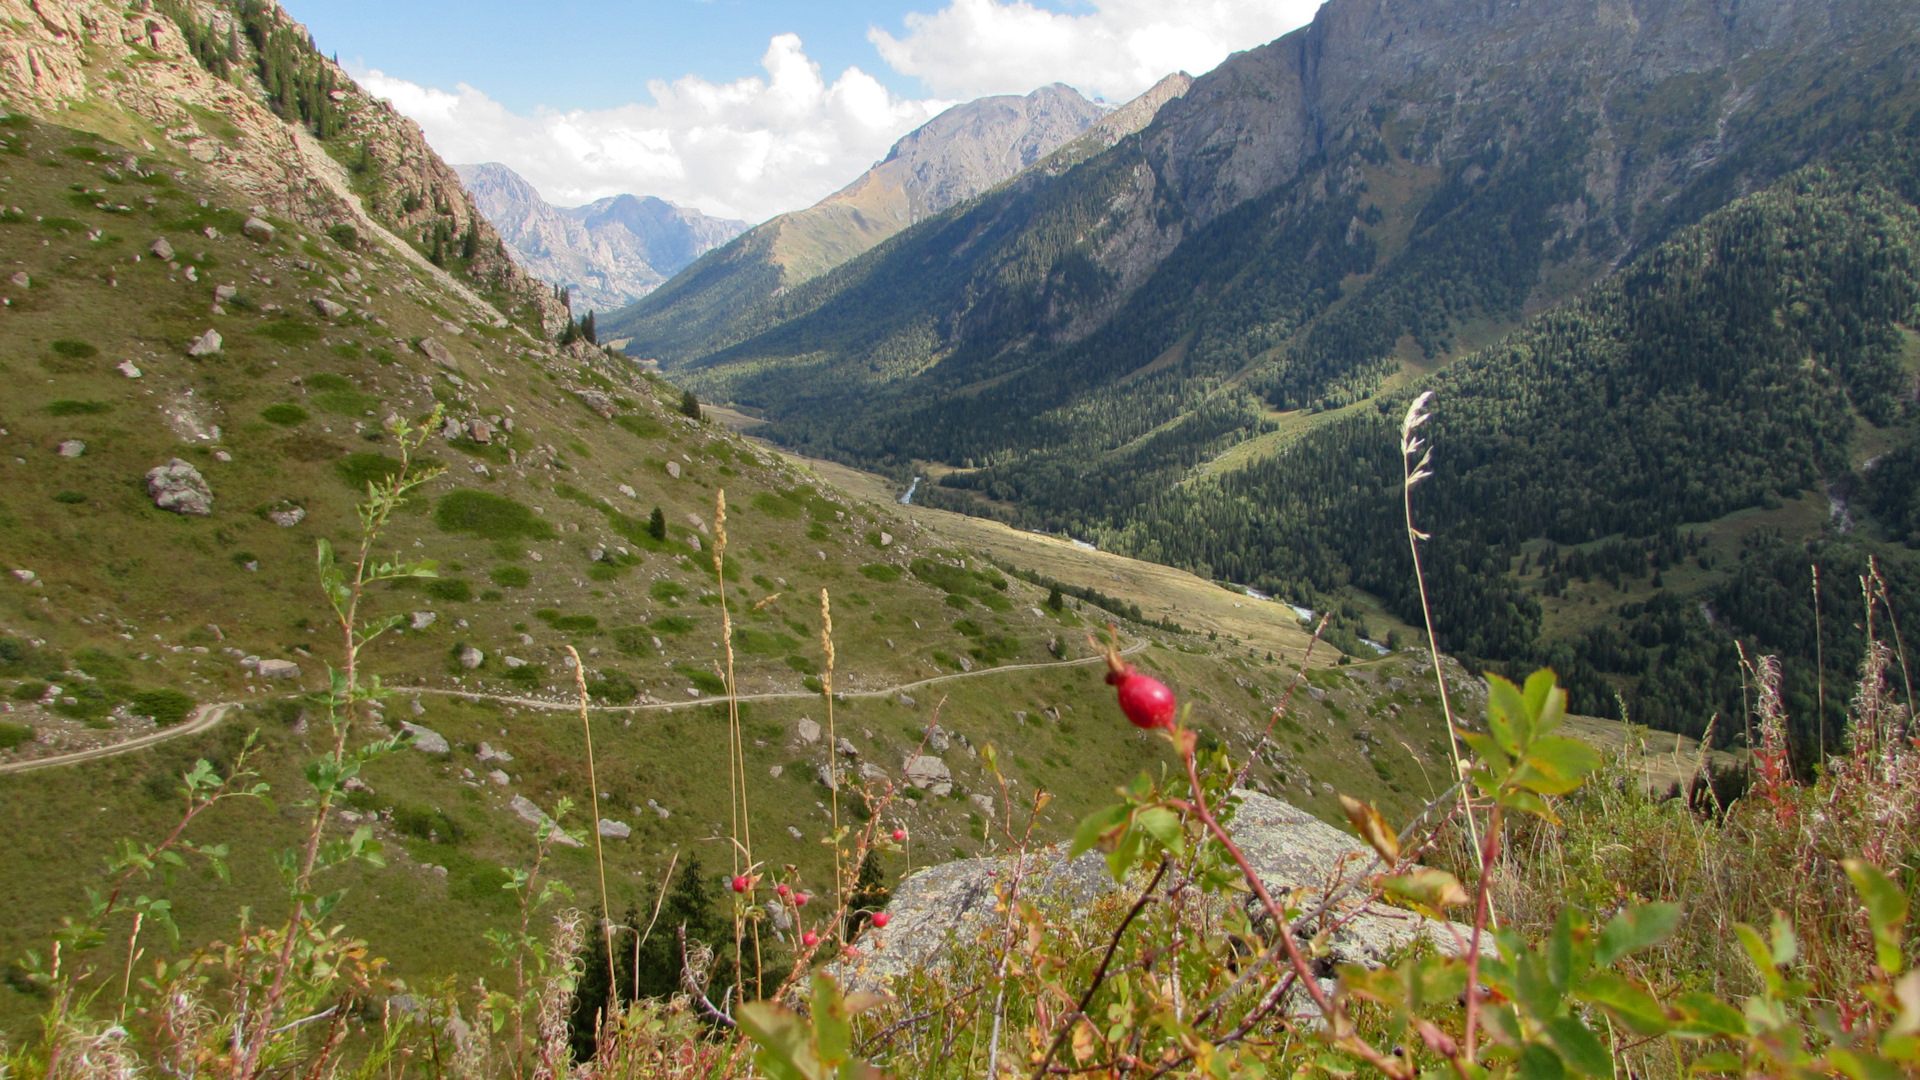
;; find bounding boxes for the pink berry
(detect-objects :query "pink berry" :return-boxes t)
[872,912,890,928]
[731,876,749,893]
[775,883,791,898]
[1113,669,1177,729]
[892,828,907,842]
[794,892,809,906]
[802,930,819,947]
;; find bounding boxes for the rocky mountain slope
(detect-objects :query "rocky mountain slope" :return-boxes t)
[620,0,1920,745]
[0,0,1513,1030]
[455,162,746,313]
[599,82,1130,361]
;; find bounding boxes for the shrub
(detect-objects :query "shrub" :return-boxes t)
[327,223,358,249]
[585,670,638,704]
[733,627,798,655]
[424,578,472,602]
[313,390,381,415]
[650,615,696,634]
[52,491,86,504]
[334,452,402,489]
[129,688,195,727]
[615,414,665,439]
[434,490,555,541]
[306,373,354,392]
[256,319,321,345]
[0,720,30,749]
[649,579,688,603]
[46,400,111,416]
[262,403,309,426]
[751,491,803,519]
[488,565,530,588]
[50,338,96,358]
[858,563,901,582]
[673,666,725,695]
[11,681,46,701]
[535,609,598,632]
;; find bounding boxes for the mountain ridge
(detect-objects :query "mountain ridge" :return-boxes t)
[454,162,748,313]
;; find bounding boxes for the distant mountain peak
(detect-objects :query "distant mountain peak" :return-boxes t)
[455,163,748,311]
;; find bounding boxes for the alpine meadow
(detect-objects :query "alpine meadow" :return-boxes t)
[1,0,1919,1078]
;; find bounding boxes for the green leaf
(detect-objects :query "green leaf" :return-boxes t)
[1672,991,1747,1038]
[1069,803,1130,864]
[1515,1042,1566,1080]
[1595,903,1678,968]
[1514,736,1602,796]
[1580,972,1671,1036]
[810,974,852,1069]
[1522,668,1568,735]
[1485,674,1527,757]
[1382,868,1469,912]
[1544,1016,1612,1077]
[1733,924,1784,997]
[1845,860,1909,975]
[1134,806,1186,860]
[736,1001,820,1080]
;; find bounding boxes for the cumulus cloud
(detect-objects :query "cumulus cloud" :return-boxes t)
[870,0,1325,102]
[354,34,953,224]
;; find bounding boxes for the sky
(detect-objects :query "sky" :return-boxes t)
[295,0,1326,224]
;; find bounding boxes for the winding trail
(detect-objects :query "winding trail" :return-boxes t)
[0,641,1145,773]
[0,703,238,776]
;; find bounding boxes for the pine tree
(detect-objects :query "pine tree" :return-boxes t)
[647,506,667,541]
[581,311,597,344]
[1046,584,1063,611]
[678,389,702,420]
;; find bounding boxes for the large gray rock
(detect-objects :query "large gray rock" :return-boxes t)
[56,440,85,458]
[401,722,450,753]
[241,216,275,242]
[902,755,952,795]
[598,819,631,838]
[836,790,1469,992]
[417,337,458,369]
[146,459,212,516]
[255,658,300,680]
[186,328,222,356]
[796,717,821,744]
[312,296,348,318]
[149,237,174,260]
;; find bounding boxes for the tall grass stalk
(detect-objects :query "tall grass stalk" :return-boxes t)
[565,644,618,1046]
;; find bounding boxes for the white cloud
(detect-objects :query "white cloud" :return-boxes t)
[870,0,1325,102]
[354,34,953,223]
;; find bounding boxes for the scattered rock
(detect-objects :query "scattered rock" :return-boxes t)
[879,532,893,547]
[836,737,859,757]
[466,418,493,443]
[11,569,36,583]
[186,328,222,357]
[267,503,306,527]
[510,795,545,823]
[796,717,821,744]
[410,698,426,716]
[56,440,85,458]
[401,722,450,753]
[687,534,701,552]
[816,764,839,791]
[417,337,457,369]
[1308,687,1327,701]
[766,898,792,930]
[575,390,615,418]
[117,360,142,378]
[241,216,276,242]
[459,646,485,669]
[410,611,437,630]
[902,755,953,796]
[7,271,27,289]
[969,793,995,818]
[146,459,213,516]
[149,238,174,260]
[503,656,527,669]
[488,769,510,786]
[256,658,300,680]
[858,762,890,783]
[617,484,637,499]
[897,694,916,707]
[312,296,348,318]
[598,819,631,839]
[924,725,950,752]
[665,461,681,479]
[214,284,237,302]
[1387,678,1405,692]
[786,826,804,841]
[477,742,515,764]
[769,765,783,778]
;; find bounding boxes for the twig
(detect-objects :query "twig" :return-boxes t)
[1028,858,1171,1080]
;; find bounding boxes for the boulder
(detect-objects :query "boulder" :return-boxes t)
[598,819,631,839]
[146,459,213,516]
[56,440,85,458]
[417,337,457,369]
[836,737,859,757]
[312,296,348,318]
[267,503,306,527]
[410,611,437,630]
[241,216,276,242]
[255,658,300,680]
[617,484,637,499]
[186,328,222,357]
[401,722,450,753]
[488,769,510,786]
[466,418,493,443]
[969,793,995,818]
[575,390,615,418]
[796,717,821,744]
[149,237,174,260]
[902,755,953,796]
[858,762,890,783]
[7,271,27,288]
[117,360,142,378]
[214,284,237,302]
[665,461,681,479]
[924,724,950,752]
[769,765,783,778]
[458,646,484,670]
[839,791,1471,993]
[503,656,527,669]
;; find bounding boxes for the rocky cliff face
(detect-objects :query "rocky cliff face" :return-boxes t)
[0,0,568,336]
[455,162,747,313]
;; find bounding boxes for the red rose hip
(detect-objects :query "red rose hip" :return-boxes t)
[872,912,890,928]
[802,930,819,947]
[731,875,749,893]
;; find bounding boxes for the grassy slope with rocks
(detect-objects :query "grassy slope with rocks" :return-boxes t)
[0,104,1503,1036]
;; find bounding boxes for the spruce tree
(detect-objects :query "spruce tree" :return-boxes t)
[678,389,701,420]
[582,310,597,344]
[647,506,667,541]
[1046,584,1063,611]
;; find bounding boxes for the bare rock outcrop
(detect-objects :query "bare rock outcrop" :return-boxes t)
[145,459,212,516]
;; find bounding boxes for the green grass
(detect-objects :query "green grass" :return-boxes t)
[434,490,555,541]
[262,403,309,426]
[46,399,111,416]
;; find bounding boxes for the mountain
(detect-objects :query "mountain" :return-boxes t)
[636,0,1920,747]
[454,162,748,313]
[599,81,1139,361]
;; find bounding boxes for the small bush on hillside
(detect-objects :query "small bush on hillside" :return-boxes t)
[488,565,530,588]
[313,390,380,415]
[614,414,665,439]
[52,491,86,504]
[334,452,401,489]
[256,319,321,345]
[732,627,798,655]
[46,399,111,416]
[585,670,638,704]
[129,688,194,727]
[261,402,308,426]
[306,373,354,391]
[424,578,471,602]
[434,489,555,541]
[0,721,30,748]
[858,563,901,582]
